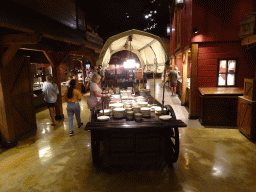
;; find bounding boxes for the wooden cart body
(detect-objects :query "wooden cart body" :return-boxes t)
[85,105,186,168]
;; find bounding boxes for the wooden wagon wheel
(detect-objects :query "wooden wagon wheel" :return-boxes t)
[164,105,180,164]
[91,131,101,166]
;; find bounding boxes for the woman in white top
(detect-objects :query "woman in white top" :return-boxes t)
[87,73,109,121]
[42,75,59,126]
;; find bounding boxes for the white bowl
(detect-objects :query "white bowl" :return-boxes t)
[159,115,172,120]
[97,116,110,121]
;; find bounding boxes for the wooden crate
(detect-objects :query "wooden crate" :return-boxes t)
[244,78,256,101]
[240,13,256,38]
[237,96,256,141]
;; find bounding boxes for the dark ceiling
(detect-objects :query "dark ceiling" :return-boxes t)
[77,0,172,41]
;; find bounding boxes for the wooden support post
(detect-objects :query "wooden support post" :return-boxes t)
[81,60,85,86]
[181,51,188,106]
[1,44,21,67]
[0,54,36,148]
[44,50,70,120]
[189,43,198,119]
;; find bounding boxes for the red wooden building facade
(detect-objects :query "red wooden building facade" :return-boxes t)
[169,0,256,119]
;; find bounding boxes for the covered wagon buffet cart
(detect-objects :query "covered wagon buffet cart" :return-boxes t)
[85,30,187,168]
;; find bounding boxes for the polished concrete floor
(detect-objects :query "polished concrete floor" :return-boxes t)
[0,79,256,192]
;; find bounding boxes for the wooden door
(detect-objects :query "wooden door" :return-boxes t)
[0,55,36,145]
[237,97,253,139]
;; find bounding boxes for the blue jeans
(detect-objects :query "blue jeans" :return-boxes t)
[67,102,82,131]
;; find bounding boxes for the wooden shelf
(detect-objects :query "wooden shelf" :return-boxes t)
[199,87,243,96]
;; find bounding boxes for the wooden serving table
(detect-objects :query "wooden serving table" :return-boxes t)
[199,87,243,126]
[85,105,187,168]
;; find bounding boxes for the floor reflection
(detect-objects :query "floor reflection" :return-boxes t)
[0,79,256,192]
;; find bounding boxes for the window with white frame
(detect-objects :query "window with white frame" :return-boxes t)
[217,59,237,87]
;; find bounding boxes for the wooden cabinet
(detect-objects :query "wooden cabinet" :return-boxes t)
[237,96,256,141]
[199,87,243,126]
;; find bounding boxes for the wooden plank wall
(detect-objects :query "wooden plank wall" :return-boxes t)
[176,57,183,75]
[197,42,251,88]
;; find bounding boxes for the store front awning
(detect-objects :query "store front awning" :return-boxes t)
[96,29,168,73]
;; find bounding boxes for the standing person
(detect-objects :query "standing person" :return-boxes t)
[88,66,95,80]
[166,68,171,87]
[63,80,83,136]
[87,73,110,121]
[168,67,179,96]
[42,75,59,126]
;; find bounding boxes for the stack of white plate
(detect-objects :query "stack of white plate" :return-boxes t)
[137,101,148,107]
[155,107,162,115]
[133,106,141,113]
[99,109,111,116]
[124,103,132,108]
[111,94,121,102]
[109,103,124,110]
[151,106,161,112]
[135,96,146,102]
[134,113,142,121]
[140,107,151,117]
[126,111,134,120]
[113,108,125,118]
[125,108,133,112]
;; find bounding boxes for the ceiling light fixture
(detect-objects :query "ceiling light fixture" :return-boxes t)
[193,27,198,34]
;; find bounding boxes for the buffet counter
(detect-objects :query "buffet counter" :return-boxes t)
[85,90,187,168]
[199,87,243,126]
[33,83,46,109]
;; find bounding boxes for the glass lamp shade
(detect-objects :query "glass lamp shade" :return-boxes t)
[176,0,184,4]
[176,0,184,8]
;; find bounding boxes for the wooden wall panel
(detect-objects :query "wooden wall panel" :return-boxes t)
[176,58,183,75]
[197,42,246,88]
[0,55,36,144]
[192,0,256,42]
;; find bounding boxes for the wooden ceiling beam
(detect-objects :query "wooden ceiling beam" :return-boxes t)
[1,33,42,46]
[20,43,53,52]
